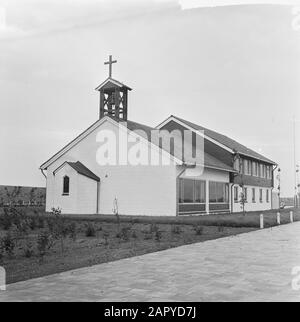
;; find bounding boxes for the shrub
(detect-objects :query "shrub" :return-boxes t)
[68,222,77,241]
[143,232,152,240]
[0,245,3,262]
[131,231,138,240]
[218,226,225,233]
[103,232,109,247]
[150,223,159,234]
[194,225,204,235]
[155,230,162,242]
[29,217,37,230]
[171,225,181,235]
[1,207,25,231]
[18,219,30,234]
[51,207,62,217]
[37,217,45,229]
[37,231,53,258]
[23,241,34,258]
[46,217,55,233]
[120,227,131,241]
[0,239,4,261]
[85,223,96,237]
[2,233,15,257]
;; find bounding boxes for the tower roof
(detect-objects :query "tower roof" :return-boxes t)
[95,77,132,91]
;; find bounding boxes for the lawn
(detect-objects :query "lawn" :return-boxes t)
[0,206,298,284]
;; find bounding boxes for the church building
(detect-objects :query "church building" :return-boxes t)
[40,56,277,216]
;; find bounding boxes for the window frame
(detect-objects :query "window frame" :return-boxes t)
[62,175,70,196]
[259,188,263,203]
[252,187,256,203]
[179,179,206,204]
[209,181,229,204]
[234,186,239,203]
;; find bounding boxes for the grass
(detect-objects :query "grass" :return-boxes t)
[0,221,254,284]
[0,207,298,284]
[61,207,299,228]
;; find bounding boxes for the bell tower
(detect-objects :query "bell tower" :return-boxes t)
[95,55,132,121]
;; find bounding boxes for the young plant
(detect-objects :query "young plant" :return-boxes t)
[171,225,181,235]
[23,240,34,258]
[120,226,131,242]
[2,232,15,257]
[155,230,162,242]
[37,230,53,260]
[194,225,204,236]
[50,207,67,253]
[85,223,96,237]
[218,226,225,233]
[68,222,77,241]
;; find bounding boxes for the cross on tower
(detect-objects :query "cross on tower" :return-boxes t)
[104,55,117,78]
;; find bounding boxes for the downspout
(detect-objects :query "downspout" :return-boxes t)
[176,165,187,217]
[230,183,234,214]
[96,181,100,214]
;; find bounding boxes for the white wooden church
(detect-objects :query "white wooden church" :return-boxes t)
[40,56,277,216]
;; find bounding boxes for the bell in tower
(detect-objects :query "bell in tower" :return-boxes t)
[95,55,132,121]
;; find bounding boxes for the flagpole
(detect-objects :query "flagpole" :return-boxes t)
[293,115,298,207]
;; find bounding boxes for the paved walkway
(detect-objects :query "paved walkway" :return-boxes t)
[1,223,300,302]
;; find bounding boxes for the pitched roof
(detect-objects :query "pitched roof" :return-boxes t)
[67,161,100,182]
[110,117,235,172]
[170,115,276,165]
[41,115,235,173]
[95,77,132,91]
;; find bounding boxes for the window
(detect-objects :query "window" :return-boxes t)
[249,160,252,175]
[252,188,256,203]
[266,189,269,203]
[194,180,206,203]
[257,163,261,177]
[259,189,263,203]
[234,186,239,203]
[252,162,259,176]
[243,159,248,175]
[63,176,70,195]
[209,182,229,203]
[261,164,266,178]
[179,179,206,203]
[244,187,248,202]
[266,166,272,179]
[182,179,194,203]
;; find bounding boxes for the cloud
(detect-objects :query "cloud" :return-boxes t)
[179,0,300,9]
[0,5,25,38]
[0,0,179,40]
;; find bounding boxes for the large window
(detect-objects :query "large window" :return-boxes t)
[63,176,70,195]
[179,179,206,203]
[243,159,248,175]
[195,180,206,203]
[252,162,258,176]
[259,189,263,203]
[252,188,256,203]
[209,182,229,203]
[243,159,252,175]
[244,187,248,202]
[234,186,238,203]
[266,166,272,179]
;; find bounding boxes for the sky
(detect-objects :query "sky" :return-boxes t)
[0,0,299,197]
